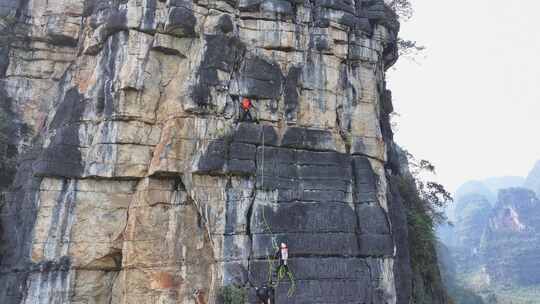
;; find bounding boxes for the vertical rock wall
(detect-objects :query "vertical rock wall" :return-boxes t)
[0,0,409,303]
[481,188,540,286]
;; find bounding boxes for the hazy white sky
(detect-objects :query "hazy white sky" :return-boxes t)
[387,0,540,193]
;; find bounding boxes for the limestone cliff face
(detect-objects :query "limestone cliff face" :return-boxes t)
[525,160,540,196]
[481,188,540,286]
[444,182,540,292]
[0,1,409,303]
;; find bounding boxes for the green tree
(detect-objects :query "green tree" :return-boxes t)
[0,108,16,191]
[387,0,427,59]
[397,150,453,303]
[388,0,414,21]
[219,285,247,304]
[403,151,453,226]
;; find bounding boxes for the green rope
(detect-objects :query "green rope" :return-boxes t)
[286,269,296,297]
[261,206,278,250]
[259,128,296,297]
[261,206,296,296]
[266,256,274,285]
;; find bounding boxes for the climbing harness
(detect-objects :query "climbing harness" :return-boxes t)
[275,242,294,296]
[278,243,289,266]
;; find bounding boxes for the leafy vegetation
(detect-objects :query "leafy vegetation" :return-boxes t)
[0,108,17,192]
[397,38,427,58]
[219,285,247,304]
[398,151,495,303]
[388,0,414,21]
[403,152,453,225]
[396,152,453,303]
[387,0,427,60]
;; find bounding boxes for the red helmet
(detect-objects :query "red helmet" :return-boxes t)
[241,98,252,110]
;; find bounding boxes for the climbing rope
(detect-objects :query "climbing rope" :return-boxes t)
[261,126,264,190]
[259,126,296,296]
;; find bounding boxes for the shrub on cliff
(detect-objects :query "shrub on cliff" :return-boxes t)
[397,152,453,303]
[0,108,16,192]
[388,0,414,21]
[400,153,452,227]
[219,285,247,304]
[387,0,427,59]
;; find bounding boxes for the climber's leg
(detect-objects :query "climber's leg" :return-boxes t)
[245,110,253,122]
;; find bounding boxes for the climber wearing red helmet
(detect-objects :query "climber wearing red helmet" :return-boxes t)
[240,97,254,122]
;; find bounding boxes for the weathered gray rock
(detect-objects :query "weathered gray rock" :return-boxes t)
[0,0,407,303]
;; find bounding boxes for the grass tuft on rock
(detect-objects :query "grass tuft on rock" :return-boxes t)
[219,285,247,304]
